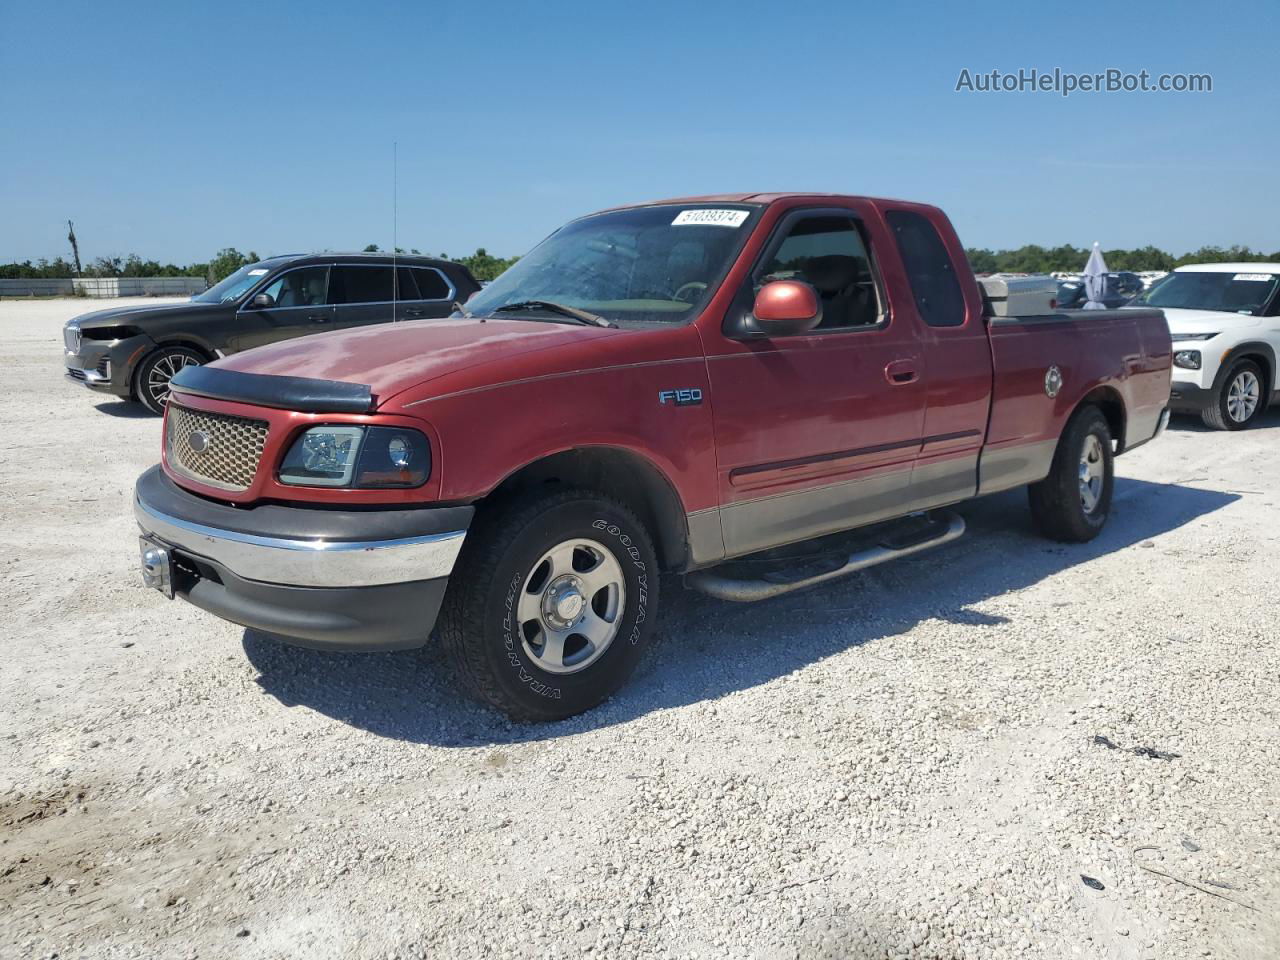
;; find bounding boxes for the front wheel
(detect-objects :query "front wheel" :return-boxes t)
[1201,360,1264,430]
[438,489,660,721]
[134,346,205,415]
[1027,407,1114,543]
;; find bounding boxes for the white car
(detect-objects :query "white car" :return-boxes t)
[1134,263,1280,429]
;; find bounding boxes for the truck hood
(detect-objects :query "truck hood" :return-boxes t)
[70,300,224,330]
[1160,307,1261,338]
[212,317,622,405]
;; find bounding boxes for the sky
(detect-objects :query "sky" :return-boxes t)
[3,0,1278,266]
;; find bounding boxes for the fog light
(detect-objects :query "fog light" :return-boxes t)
[1173,350,1201,370]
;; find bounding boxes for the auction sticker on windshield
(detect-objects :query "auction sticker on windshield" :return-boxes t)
[1233,273,1274,282]
[672,209,749,227]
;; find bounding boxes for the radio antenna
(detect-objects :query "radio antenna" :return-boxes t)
[392,141,398,322]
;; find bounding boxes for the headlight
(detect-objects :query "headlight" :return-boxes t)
[80,325,144,341]
[279,426,430,488]
[1173,332,1218,342]
[1173,350,1202,370]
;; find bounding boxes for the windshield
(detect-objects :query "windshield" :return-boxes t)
[463,203,761,325]
[191,263,276,304]
[1136,270,1279,315]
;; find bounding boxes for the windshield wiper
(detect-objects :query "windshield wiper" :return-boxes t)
[492,300,614,328]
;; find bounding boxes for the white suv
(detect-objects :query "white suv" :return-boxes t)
[1134,263,1280,429]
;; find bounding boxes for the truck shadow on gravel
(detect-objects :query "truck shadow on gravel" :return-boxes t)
[242,477,1236,745]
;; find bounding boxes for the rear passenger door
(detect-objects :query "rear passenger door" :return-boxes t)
[882,208,993,509]
[328,264,398,330]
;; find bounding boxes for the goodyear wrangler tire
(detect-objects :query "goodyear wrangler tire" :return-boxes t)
[438,489,660,721]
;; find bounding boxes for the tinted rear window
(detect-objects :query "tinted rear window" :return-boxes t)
[414,268,451,300]
[330,266,394,305]
[885,210,966,327]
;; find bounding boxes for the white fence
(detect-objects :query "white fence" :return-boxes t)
[0,277,207,298]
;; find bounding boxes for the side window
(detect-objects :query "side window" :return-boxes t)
[413,267,451,300]
[396,267,421,301]
[257,266,328,308]
[329,266,394,304]
[1265,280,1280,317]
[885,210,966,327]
[758,216,881,329]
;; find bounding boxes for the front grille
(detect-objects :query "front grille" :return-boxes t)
[166,404,270,492]
[66,368,86,381]
[64,326,80,353]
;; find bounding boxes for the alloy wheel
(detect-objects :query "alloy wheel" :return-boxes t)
[1078,434,1105,514]
[1226,369,1260,423]
[146,352,199,409]
[516,538,626,675]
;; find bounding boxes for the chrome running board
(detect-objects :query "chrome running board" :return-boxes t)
[685,511,965,602]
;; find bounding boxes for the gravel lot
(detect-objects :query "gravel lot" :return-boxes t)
[2,298,1277,960]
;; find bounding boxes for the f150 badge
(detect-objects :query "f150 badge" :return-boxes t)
[658,388,703,407]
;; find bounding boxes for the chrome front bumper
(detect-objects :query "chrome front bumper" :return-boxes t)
[134,495,466,588]
[132,465,472,649]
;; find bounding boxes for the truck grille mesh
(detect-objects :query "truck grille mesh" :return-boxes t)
[166,404,270,492]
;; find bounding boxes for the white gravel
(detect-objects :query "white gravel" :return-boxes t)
[1,298,1277,959]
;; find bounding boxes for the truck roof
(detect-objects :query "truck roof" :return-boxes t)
[1175,262,1280,273]
[600,192,930,212]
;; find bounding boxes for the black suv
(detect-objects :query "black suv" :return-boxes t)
[63,253,481,413]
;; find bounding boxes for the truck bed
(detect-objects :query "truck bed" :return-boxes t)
[979,307,1172,495]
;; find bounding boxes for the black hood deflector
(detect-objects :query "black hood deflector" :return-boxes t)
[170,365,374,414]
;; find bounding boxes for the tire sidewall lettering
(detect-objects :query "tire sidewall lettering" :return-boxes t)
[497,513,652,698]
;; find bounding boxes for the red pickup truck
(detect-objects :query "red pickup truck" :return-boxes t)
[134,194,1172,720]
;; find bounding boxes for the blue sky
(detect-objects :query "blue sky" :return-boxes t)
[3,0,1277,265]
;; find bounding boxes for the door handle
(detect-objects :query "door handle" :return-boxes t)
[885,360,918,385]
[307,314,330,322]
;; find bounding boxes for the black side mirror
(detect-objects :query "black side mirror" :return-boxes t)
[250,293,274,309]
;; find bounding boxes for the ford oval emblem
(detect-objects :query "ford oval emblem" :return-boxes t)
[188,431,211,454]
[1044,366,1063,398]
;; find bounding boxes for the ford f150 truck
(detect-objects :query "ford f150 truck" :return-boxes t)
[133,194,1172,720]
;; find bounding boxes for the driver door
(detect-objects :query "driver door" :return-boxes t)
[231,265,334,352]
[704,206,927,557]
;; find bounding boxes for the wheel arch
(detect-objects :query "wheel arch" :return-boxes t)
[1073,385,1127,452]
[129,340,217,400]
[150,336,218,362]
[1214,341,1275,409]
[481,446,690,572]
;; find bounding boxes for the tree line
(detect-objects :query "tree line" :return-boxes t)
[965,244,1280,275]
[0,246,520,284]
[5,242,1276,286]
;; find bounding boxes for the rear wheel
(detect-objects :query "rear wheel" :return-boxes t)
[438,489,660,721]
[134,346,205,415]
[1027,407,1114,543]
[1201,360,1264,431]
